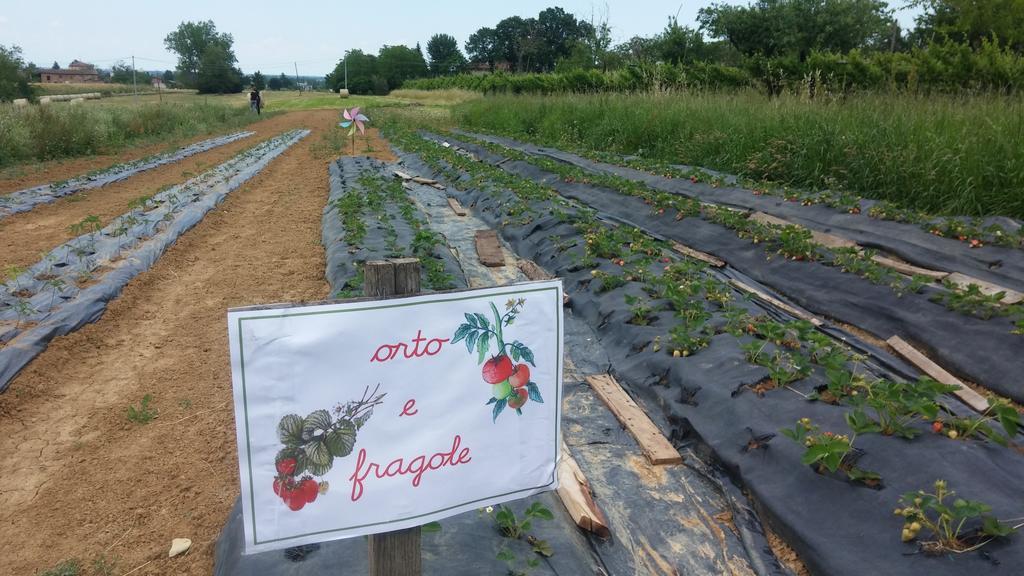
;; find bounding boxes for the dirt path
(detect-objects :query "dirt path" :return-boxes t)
[0,111,393,576]
[0,113,317,272]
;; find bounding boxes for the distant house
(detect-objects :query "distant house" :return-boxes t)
[151,77,166,89]
[40,60,99,83]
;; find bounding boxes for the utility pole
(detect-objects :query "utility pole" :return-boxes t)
[132,55,137,100]
[344,53,348,91]
[294,62,299,92]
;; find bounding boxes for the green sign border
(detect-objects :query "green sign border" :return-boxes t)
[236,285,562,546]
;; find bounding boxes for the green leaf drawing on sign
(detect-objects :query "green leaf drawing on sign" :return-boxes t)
[277,414,304,447]
[492,398,507,422]
[477,332,490,365]
[326,422,357,458]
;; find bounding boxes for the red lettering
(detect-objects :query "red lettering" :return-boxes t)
[369,331,450,363]
[400,398,418,417]
[347,435,472,501]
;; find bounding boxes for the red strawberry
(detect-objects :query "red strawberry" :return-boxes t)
[300,478,319,504]
[276,457,297,476]
[283,486,306,511]
[932,421,943,434]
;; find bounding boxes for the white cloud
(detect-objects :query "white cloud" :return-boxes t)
[0,16,8,25]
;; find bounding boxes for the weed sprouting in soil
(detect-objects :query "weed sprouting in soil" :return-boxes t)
[126,394,158,424]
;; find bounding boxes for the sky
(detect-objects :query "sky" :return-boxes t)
[0,1,925,77]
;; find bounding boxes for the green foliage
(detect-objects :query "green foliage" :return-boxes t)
[0,102,257,168]
[109,61,152,85]
[197,44,243,94]
[250,70,266,90]
[164,20,235,88]
[450,92,1024,218]
[0,44,33,102]
[378,45,428,90]
[845,377,956,439]
[426,34,467,76]
[493,502,556,575]
[325,49,388,95]
[697,0,894,60]
[781,418,881,485]
[38,559,80,576]
[126,394,158,424]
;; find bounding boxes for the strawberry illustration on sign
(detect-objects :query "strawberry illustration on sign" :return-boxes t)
[452,298,544,421]
[271,384,385,511]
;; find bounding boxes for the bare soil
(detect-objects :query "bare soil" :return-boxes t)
[0,110,393,576]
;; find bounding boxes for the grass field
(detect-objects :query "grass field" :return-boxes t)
[453,92,1024,218]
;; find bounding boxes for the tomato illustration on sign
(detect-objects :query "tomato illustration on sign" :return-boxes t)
[451,298,544,421]
[271,384,384,511]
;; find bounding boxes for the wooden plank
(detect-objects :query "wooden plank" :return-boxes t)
[728,279,824,326]
[749,212,858,249]
[411,176,439,186]
[430,182,446,191]
[446,197,467,216]
[886,336,990,412]
[869,255,948,280]
[474,229,505,267]
[556,442,611,538]
[945,272,1024,305]
[670,241,725,268]
[585,374,682,466]
[393,169,413,181]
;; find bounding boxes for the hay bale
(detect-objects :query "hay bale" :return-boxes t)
[39,96,51,105]
[339,88,350,98]
[13,98,28,107]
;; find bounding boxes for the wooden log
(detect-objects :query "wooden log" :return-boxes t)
[727,279,824,327]
[411,176,438,186]
[518,259,553,281]
[557,442,611,538]
[585,374,682,466]
[393,170,414,181]
[447,197,467,216]
[474,229,505,267]
[670,241,725,268]
[886,336,990,413]
[365,260,422,576]
[945,272,1024,305]
[749,212,858,249]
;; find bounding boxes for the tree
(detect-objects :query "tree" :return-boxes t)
[466,27,499,71]
[909,0,1024,51]
[268,76,282,90]
[535,7,592,71]
[0,45,32,102]
[164,20,235,87]
[378,45,428,89]
[251,70,266,90]
[110,61,152,85]
[162,70,175,85]
[697,0,893,61]
[325,50,379,94]
[427,34,467,76]
[52,61,59,70]
[196,44,243,94]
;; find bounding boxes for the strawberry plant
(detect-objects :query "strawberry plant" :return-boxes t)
[493,502,555,576]
[776,225,818,261]
[844,377,956,439]
[273,384,384,511]
[624,294,653,325]
[896,479,1017,554]
[941,398,1021,446]
[451,299,543,421]
[781,418,881,487]
[932,280,1008,320]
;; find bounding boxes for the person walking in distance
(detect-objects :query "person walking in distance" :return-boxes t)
[249,85,262,115]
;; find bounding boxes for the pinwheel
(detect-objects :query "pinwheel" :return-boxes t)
[340,107,369,153]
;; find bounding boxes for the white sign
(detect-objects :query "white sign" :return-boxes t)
[227,280,563,554]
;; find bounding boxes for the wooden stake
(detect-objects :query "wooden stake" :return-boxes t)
[364,260,422,576]
[557,442,610,538]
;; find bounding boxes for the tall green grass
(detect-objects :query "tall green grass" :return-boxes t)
[454,92,1024,218]
[0,102,259,167]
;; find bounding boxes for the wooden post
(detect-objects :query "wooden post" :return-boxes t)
[363,258,422,576]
